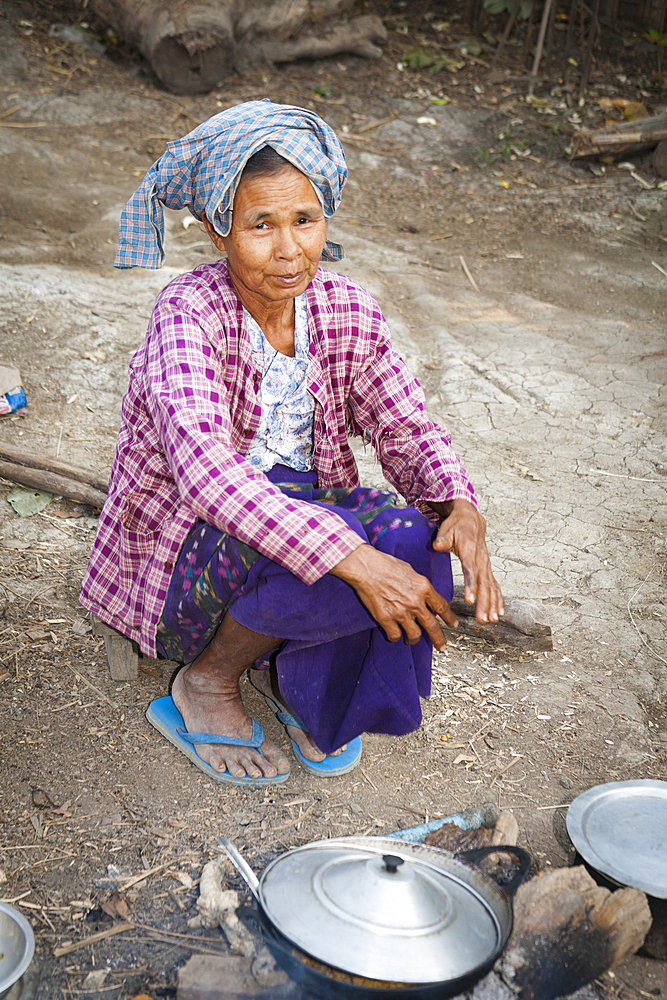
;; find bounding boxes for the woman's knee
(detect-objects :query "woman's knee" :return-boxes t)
[368,507,434,555]
[312,501,368,539]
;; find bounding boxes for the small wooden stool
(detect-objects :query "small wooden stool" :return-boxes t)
[90,614,140,681]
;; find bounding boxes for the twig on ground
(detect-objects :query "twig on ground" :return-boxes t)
[573,469,665,484]
[627,200,647,221]
[274,803,315,830]
[53,922,134,957]
[627,566,667,667]
[459,255,479,292]
[356,113,398,133]
[490,756,522,787]
[360,767,378,791]
[25,585,57,610]
[64,663,118,711]
[117,856,201,890]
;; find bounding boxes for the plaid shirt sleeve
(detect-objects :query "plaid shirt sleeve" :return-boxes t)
[143,291,365,585]
[345,302,477,517]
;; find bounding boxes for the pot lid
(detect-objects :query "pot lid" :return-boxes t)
[259,837,505,984]
[566,780,667,898]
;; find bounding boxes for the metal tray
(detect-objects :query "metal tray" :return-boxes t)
[566,779,667,898]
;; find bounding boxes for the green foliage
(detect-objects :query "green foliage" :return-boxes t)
[312,83,332,99]
[455,39,483,55]
[474,128,532,170]
[646,28,667,72]
[402,48,463,74]
[404,48,434,69]
[430,54,463,72]
[473,145,499,169]
[483,0,533,19]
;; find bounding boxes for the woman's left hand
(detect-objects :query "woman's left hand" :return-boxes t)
[431,499,504,624]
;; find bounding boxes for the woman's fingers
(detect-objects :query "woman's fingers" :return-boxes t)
[433,499,504,624]
[330,546,455,648]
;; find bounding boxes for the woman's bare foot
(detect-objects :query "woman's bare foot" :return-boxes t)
[172,664,290,780]
[248,668,343,762]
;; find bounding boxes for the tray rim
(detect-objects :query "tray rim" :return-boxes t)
[566,779,667,899]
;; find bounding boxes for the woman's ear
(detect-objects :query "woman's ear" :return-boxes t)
[201,213,226,252]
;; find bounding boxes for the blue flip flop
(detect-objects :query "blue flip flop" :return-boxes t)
[146,696,290,786]
[250,677,362,777]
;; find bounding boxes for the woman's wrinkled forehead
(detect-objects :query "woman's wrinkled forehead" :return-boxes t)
[210,151,329,239]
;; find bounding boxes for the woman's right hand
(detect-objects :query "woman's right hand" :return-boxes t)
[329,544,458,650]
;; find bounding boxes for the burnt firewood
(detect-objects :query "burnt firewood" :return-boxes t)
[444,586,553,651]
[497,866,652,1000]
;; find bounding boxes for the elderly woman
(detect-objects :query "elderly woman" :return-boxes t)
[81,101,503,786]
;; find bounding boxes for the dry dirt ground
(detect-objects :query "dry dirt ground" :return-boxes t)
[0,1,666,998]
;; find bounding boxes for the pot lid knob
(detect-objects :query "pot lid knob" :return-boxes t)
[382,855,405,874]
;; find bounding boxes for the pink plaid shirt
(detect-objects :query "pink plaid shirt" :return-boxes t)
[80,262,477,656]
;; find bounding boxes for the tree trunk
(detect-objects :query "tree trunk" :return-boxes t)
[91,0,236,94]
[89,0,384,94]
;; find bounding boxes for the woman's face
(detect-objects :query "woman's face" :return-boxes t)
[204,164,327,306]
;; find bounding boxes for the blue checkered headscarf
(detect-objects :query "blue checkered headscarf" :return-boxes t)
[115,100,348,269]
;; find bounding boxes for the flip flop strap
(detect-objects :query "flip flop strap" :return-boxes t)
[175,718,265,749]
[275,710,307,732]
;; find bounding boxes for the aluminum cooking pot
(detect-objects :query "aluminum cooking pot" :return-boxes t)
[220,836,530,999]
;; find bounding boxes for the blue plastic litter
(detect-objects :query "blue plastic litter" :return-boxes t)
[387,803,499,843]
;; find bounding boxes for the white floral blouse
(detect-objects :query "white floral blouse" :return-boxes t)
[244,292,315,473]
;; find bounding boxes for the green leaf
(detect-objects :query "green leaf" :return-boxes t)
[429,97,450,104]
[6,487,53,517]
[431,55,463,73]
[457,39,482,55]
[312,83,332,99]
[404,48,434,69]
[484,0,509,14]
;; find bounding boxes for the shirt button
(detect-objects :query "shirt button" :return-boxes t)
[164,561,173,570]
[243,428,253,437]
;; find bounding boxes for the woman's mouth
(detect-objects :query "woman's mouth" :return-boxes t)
[272,272,304,286]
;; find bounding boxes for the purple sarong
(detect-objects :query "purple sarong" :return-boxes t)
[156,466,453,754]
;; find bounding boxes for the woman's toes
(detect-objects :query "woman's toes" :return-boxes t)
[262,742,290,775]
[242,756,264,780]
[226,758,249,779]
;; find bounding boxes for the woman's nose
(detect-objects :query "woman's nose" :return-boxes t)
[275,227,300,260]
